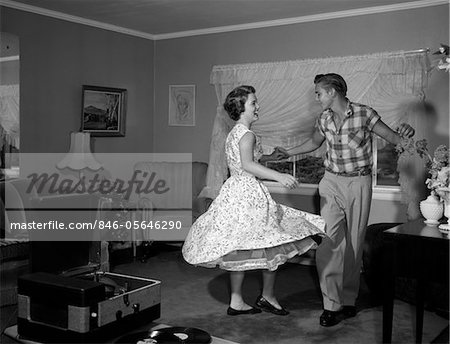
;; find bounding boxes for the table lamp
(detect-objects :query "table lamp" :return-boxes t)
[56,131,102,174]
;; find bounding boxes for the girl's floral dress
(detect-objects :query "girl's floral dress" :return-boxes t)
[182,123,326,271]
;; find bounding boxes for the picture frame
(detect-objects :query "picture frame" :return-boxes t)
[168,85,195,126]
[81,85,127,137]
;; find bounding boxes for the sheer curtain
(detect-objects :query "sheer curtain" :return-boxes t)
[200,51,430,215]
[0,84,20,150]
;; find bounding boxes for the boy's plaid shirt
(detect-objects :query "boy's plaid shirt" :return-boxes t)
[316,100,380,173]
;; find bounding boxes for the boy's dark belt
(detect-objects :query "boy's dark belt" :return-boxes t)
[325,167,372,177]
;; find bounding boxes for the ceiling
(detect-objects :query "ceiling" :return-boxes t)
[3,0,430,38]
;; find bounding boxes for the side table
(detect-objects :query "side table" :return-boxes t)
[382,220,449,343]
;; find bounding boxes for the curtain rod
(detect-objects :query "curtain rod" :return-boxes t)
[402,48,430,54]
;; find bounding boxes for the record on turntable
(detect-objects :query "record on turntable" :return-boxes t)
[116,326,212,344]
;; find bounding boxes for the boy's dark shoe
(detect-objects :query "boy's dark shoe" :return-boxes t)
[319,310,341,327]
[341,305,357,318]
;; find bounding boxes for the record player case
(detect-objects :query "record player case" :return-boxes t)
[17,271,161,343]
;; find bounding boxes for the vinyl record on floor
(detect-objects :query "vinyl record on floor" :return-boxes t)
[115,329,180,343]
[157,327,212,343]
[115,327,212,344]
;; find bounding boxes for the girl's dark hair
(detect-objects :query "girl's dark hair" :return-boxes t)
[223,85,256,121]
[314,73,347,98]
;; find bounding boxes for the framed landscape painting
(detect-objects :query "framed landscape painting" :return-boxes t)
[81,85,127,137]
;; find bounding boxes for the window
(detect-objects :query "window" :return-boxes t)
[0,145,19,179]
[205,50,427,200]
[266,156,325,185]
[373,138,400,188]
[0,32,20,180]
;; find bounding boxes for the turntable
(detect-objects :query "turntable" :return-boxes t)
[17,271,161,343]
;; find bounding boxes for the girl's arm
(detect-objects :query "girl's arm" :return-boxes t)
[239,132,298,188]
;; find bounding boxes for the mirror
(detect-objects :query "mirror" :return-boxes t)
[0,32,19,179]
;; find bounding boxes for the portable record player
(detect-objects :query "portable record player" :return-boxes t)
[17,271,161,343]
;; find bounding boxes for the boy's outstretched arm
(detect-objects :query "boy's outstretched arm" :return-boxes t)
[260,147,290,163]
[372,120,415,145]
[287,128,325,156]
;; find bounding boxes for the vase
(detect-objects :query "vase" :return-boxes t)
[439,199,450,232]
[419,194,443,225]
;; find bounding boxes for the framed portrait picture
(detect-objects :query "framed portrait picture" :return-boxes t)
[168,85,195,126]
[81,85,127,137]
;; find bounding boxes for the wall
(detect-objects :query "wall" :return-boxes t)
[1,7,155,153]
[154,5,449,162]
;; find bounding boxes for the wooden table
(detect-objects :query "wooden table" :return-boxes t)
[382,220,449,343]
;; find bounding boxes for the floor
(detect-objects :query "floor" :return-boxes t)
[1,244,448,343]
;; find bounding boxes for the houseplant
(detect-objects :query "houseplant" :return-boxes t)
[396,139,449,227]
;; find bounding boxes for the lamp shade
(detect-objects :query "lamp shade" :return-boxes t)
[56,132,102,171]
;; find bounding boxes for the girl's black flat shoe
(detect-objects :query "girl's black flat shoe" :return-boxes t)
[227,306,262,316]
[255,295,289,316]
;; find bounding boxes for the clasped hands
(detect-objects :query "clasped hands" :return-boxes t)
[267,146,290,161]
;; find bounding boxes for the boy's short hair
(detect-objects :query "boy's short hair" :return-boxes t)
[314,73,347,98]
[223,85,256,121]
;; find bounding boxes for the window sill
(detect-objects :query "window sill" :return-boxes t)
[263,181,318,196]
[1,167,20,180]
[263,181,402,201]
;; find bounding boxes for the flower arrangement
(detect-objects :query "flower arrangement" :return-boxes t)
[396,138,449,201]
[425,145,449,200]
[433,43,450,72]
